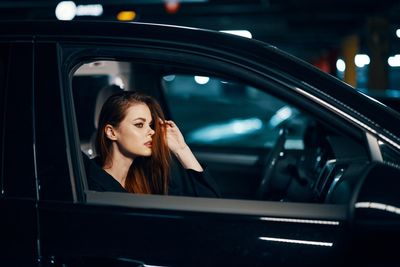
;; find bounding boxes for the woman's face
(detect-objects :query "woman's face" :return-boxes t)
[109,103,155,158]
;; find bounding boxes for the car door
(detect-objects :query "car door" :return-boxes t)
[33,34,361,267]
[0,41,38,266]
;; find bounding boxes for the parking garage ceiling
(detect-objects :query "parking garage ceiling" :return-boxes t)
[1,0,400,61]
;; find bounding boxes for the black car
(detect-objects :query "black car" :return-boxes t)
[359,88,400,113]
[1,21,399,267]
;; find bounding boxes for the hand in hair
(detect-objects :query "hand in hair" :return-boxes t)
[161,119,187,153]
[160,119,203,172]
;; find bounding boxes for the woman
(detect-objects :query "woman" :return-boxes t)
[84,90,220,197]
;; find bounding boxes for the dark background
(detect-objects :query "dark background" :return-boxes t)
[2,0,400,92]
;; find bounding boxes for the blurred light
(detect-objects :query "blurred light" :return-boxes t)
[396,29,400,38]
[55,1,77,21]
[113,77,125,89]
[56,2,103,20]
[188,118,262,143]
[76,4,103,16]
[354,54,370,68]
[194,76,209,85]
[117,11,137,21]
[259,237,333,247]
[163,75,176,82]
[232,119,261,134]
[164,0,180,14]
[388,55,400,67]
[220,30,252,39]
[269,106,293,128]
[336,59,346,72]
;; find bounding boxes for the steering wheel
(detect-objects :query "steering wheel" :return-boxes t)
[255,127,288,200]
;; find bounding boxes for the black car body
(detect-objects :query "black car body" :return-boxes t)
[1,21,400,267]
[360,88,400,113]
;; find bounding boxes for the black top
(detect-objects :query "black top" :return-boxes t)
[82,153,221,198]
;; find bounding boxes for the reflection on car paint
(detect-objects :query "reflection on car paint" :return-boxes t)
[259,237,334,247]
[260,217,340,225]
[355,202,400,215]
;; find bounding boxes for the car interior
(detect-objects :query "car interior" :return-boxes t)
[72,60,372,205]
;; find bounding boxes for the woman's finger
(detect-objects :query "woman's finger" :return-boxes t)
[164,120,173,127]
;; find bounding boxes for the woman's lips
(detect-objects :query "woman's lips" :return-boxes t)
[144,141,152,148]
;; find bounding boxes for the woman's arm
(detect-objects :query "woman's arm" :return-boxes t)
[161,120,203,172]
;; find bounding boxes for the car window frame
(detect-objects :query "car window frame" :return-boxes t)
[60,43,371,221]
[87,191,348,220]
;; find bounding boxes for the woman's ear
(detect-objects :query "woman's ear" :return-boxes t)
[104,124,118,141]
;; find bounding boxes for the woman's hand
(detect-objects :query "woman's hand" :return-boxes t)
[161,119,187,154]
[159,119,203,171]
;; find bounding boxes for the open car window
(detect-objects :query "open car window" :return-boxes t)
[71,59,370,206]
[162,74,303,149]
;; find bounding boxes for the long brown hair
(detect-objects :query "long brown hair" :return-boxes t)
[96,90,171,194]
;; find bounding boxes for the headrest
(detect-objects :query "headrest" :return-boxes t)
[94,84,123,129]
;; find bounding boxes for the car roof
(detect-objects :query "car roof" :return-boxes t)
[1,20,400,141]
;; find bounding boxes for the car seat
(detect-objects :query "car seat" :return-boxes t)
[82,84,123,158]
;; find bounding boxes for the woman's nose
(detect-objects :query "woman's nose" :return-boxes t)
[148,127,155,136]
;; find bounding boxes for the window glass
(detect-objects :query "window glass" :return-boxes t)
[162,74,305,149]
[72,59,368,204]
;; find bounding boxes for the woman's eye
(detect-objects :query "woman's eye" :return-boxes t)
[134,123,144,128]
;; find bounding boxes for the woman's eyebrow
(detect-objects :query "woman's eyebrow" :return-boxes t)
[132,117,152,123]
[132,117,146,122]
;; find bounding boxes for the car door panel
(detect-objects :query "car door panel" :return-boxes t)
[193,146,267,199]
[0,41,38,267]
[39,199,347,266]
